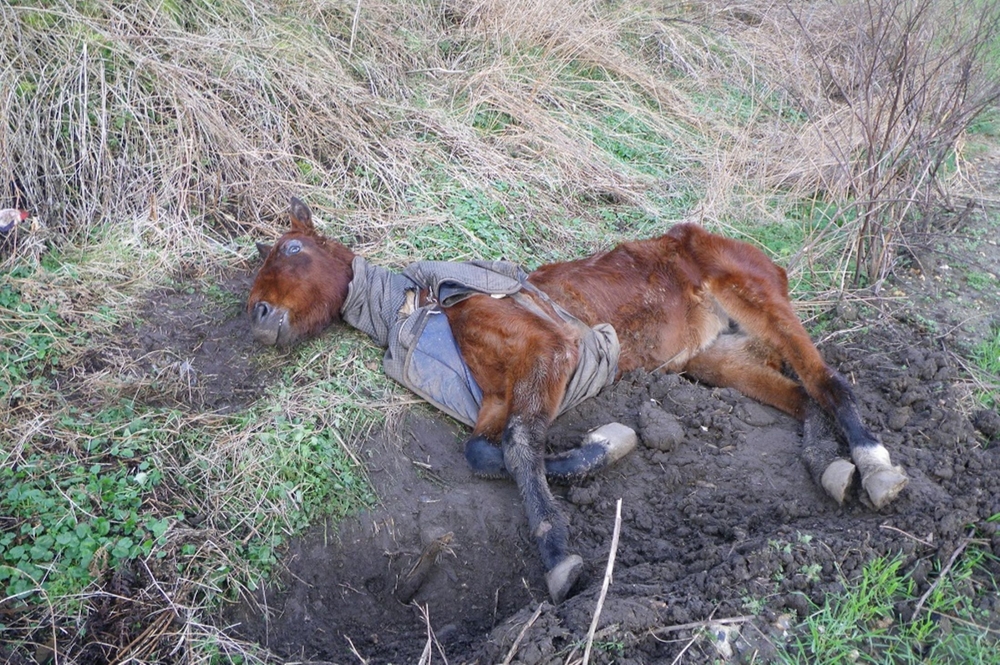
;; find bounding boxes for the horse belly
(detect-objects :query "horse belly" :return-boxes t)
[642,290,728,373]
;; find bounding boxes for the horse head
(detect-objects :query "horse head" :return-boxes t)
[247,198,356,346]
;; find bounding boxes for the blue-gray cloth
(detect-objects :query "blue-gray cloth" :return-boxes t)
[341,257,619,427]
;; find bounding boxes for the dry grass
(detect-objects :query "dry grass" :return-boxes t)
[2,0,999,662]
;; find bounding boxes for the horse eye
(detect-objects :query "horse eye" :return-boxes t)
[283,240,302,256]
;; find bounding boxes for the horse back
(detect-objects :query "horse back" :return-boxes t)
[527,225,728,373]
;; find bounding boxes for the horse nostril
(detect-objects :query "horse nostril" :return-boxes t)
[253,301,272,323]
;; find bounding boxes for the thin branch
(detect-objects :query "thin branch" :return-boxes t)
[911,529,975,620]
[583,498,624,665]
[501,603,545,665]
[652,614,754,637]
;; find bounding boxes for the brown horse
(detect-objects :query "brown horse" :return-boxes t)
[248,198,907,603]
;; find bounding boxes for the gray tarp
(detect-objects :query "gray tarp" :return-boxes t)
[341,257,620,427]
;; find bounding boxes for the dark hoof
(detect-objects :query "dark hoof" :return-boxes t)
[465,436,508,478]
[546,554,584,604]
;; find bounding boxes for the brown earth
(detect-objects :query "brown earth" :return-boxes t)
[223,326,1000,664]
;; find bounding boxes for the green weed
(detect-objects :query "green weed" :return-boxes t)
[0,267,71,400]
[972,325,1000,407]
[594,638,626,656]
[778,548,1000,664]
[402,182,541,262]
[0,455,169,601]
[973,326,1000,377]
[967,271,996,291]
[472,105,518,134]
[968,106,1000,138]
[590,110,683,178]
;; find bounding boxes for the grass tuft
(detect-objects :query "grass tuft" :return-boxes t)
[779,543,1000,664]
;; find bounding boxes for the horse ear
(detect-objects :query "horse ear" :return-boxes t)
[256,241,273,260]
[289,197,314,233]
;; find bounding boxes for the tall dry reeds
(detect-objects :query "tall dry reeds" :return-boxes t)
[0,1,434,242]
[0,0,701,252]
[2,0,996,284]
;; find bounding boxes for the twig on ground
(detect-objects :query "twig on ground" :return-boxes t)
[344,635,369,664]
[879,523,935,547]
[415,603,448,665]
[652,614,753,636]
[582,497,623,665]
[418,604,433,665]
[669,631,699,665]
[933,611,1000,636]
[911,529,975,620]
[109,610,174,665]
[501,603,545,665]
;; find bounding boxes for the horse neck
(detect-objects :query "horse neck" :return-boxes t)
[339,257,413,347]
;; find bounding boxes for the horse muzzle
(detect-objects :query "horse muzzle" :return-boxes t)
[249,300,291,346]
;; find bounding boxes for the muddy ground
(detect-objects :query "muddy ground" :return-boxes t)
[100,210,1000,663]
[211,223,999,662]
[225,327,1000,664]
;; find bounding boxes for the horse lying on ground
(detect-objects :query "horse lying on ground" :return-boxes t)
[247,197,908,604]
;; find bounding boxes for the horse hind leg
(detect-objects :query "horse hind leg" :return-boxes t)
[724,322,907,508]
[465,422,637,482]
[684,228,908,507]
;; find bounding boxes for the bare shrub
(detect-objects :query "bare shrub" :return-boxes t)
[784,0,1000,286]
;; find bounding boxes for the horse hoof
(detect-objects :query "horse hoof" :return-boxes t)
[820,458,856,504]
[546,554,584,605]
[862,467,909,509]
[584,422,638,464]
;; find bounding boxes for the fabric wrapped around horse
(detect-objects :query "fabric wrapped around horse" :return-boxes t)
[341,257,621,427]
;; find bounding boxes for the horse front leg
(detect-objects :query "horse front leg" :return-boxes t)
[446,295,586,603]
[501,413,583,604]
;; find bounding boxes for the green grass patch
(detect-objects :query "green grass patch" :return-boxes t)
[973,326,1000,377]
[0,450,169,601]
[0,399,374,611]
[967,271,997,291]
[726,195,852,299]
[972,325,1000,407]
[0,266,72,401]
[0,224,380,656]
[589,110,685,178]
[778,547,1000,664]
[399,181,544,263]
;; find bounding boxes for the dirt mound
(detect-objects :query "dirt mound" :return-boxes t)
[72,275,274,414]
[227,315,1000,663]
